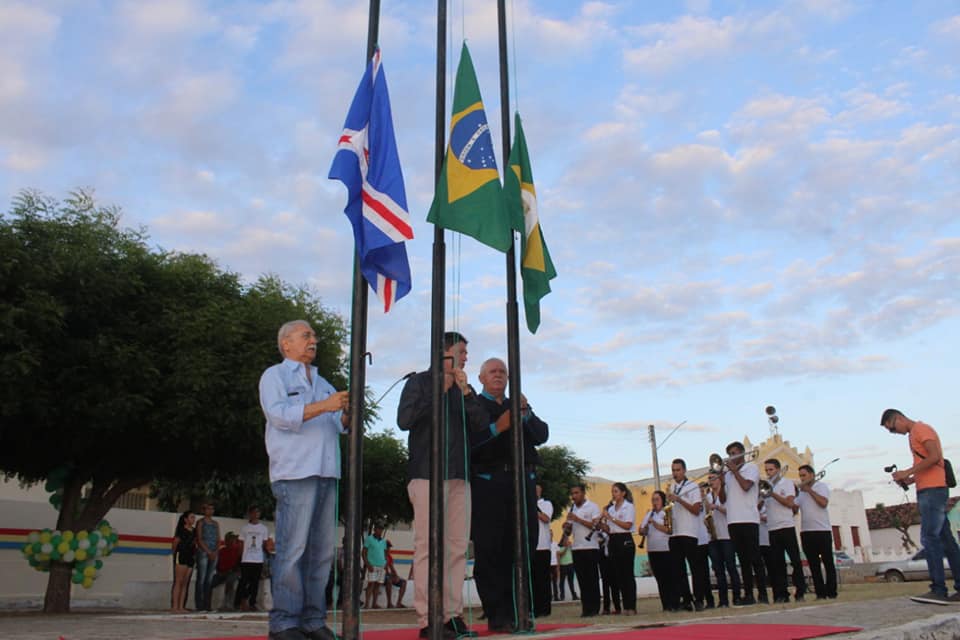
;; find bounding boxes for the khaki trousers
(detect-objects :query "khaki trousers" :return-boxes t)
[407,479,469,629]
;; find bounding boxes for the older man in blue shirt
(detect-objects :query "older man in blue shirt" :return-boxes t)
[259,320,349,640]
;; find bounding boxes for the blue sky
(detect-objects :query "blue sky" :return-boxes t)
[2,1,958,509]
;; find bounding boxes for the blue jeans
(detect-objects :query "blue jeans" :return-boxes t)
[917,487,960,596]
[270,476,337,633]
[707,538,742,604]
[195,550,218,610]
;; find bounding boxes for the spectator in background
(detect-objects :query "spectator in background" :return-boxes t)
[383,541,408,608]
[556,536,577,601]
[171,510,196,613]
[237,505,270,612]
[194,502,222,612]
[211,532,242,610]
[363,524,388,609]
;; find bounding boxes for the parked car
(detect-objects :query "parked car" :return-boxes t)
[875,549,954,582]
[834,551,855,568]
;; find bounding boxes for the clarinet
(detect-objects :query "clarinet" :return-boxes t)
[585,500,614,541]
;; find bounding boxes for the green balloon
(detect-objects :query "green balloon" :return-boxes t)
[95,560,103,569]
[50,550,61,561]
[71,572,83,584]
[88,532,99,545]
[69,539,79,550]
[32,542,42,554]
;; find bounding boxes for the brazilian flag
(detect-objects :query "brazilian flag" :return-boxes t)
[427,43,512,252]
[505,113,556,333]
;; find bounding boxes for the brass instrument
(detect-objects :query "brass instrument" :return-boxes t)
[663,503,674,535]
[711,447,760,473]
[800,469,827,488]
[759,465,790,498]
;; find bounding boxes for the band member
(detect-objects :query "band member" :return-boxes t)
[471,357,549,632]
[796,464,837,599]
[640,490,676,611]
[706,472,741,607]
[596,527,620,615]
[605,482,637,614]
[535,485,554,617]
[668,459,708,611]
[763,459,806,602]
[882,408,960,605]
[565,484,602,617]
[718,441,763,606]
[756,499,771,604]
[696,485,715,609]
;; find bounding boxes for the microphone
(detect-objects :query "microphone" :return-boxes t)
[374,372,416,405]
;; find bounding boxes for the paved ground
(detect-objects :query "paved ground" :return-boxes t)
[2,583,959,640]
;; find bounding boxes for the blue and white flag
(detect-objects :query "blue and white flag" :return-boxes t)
[329,48,413,313]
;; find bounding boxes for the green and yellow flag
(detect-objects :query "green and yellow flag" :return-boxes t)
[505,113,556,334]
[427,43,512,252]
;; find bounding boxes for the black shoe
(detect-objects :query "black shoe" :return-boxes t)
[718,603,729,608]
[704,602,715,610]
[419,626,458,640]
[446,617,478,638]
[487,619,513,633]
[693,602,705,612]
[795,593,805,602]
[773,596,789,604]
[572,593,579,600]
[269,630,308,640]
[301,627,338,640]
[735,597,756,607]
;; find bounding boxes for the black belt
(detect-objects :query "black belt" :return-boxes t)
[473,464,536,474]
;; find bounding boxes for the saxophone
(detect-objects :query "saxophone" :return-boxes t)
[663,502,674,535]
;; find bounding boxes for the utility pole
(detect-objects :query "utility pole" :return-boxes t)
[648,424,661,490]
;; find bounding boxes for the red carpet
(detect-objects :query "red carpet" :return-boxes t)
[185,622,587,640]
[552,624,861,640]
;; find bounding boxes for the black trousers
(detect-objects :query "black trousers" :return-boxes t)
[608,533,636,610]
[669,535,707,606]
[769,526,806,599]
[471,470,538,625]
[648,550,677,611]
[236,562,263,607]
[572,549,600,616]
[728,523,766,602]
[598,549,621,613]
[707,539,741,605]
[801,531,837,598]
[533,549,552,616]
[697,544,714,606]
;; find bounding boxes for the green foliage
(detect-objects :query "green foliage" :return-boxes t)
[536,445,589,520]
[0,189,347,505]
[343,429,412,529]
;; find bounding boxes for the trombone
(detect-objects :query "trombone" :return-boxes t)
[759,465,790,498]
[708,447,760,473]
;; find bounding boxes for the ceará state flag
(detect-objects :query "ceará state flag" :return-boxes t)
[329,48,413,312]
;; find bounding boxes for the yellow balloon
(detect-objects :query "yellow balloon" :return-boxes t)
[57,542,69,554]
[62,531,74,542]
[39,532,52,544]
[82,577,93,588]
[77,531,89,540]
[83,566,96,577]
[24,545,33,556]
[75,549,87,561]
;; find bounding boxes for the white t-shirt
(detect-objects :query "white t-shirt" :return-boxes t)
[550,541,558,566]
[240,522,270,564]
[796,481,831,532]
[641,509,670,553]
[723,462,760,524]
[765,479,798,531]
[669,478,701,539]
[697,510,710,546]
[537,498,554,550]
[570,500,601,550]
[606,500,636,534]
[709,493,730,541]
[758,503,769,547]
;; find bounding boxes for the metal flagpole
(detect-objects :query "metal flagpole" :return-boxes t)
[429,1,448,639]
[342,2,380,639]
[496,0,531,630]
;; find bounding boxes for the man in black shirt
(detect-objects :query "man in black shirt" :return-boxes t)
[471,358,549,631]
[398,332,487,639]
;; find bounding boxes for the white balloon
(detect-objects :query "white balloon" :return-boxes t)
[62,551,75,563]
[78,539,90,550]
[27,532,40,543]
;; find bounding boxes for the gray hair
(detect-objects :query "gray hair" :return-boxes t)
[277,320,311,357]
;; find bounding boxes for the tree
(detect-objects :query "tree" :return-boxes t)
[346,429,412,531]
[0,191,348,612]
[536,445,590,521]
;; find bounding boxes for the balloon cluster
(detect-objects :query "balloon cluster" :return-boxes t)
[21,521,119,589]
